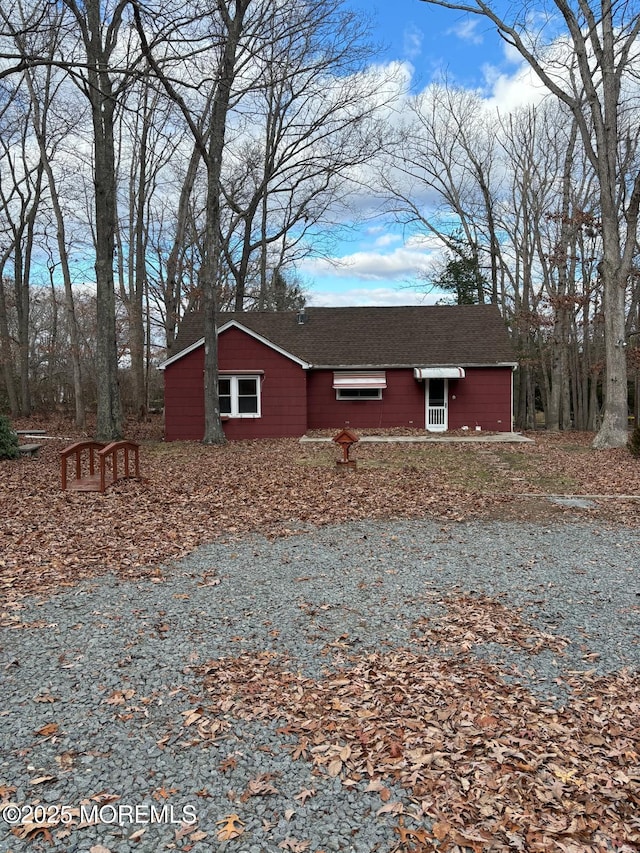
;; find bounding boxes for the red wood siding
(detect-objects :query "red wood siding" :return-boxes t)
[164,346,206,441]
[448,367,513,431]
[307,369,424,430]
[164,334,513,440]
[307,367,513,432]
[164,327,307,440]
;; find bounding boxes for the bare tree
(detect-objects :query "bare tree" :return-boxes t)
[0,76,44,417]
[417,0,640,447]
[18,24,87,428]
[134,0,259,443]
[61,0,131,439]
[115,65,178,418]
[218,0,382,311]
[379,85,502,303]
[0,0,135,437]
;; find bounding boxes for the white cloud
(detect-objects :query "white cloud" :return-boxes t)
[403,25,423,60]
[405,233,445,250]
[448,17,483,45]
[482,60,549,111]
[300,243,439,282]
[307,286,437,307]
[374,233,402,247]
[502,40,525,65]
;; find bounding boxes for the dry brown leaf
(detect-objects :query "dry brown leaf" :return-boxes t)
[278,838,310,852]
[327,757,342,777]
[376,801,404,816]
[242,774,279,800]
[220,755,238,772]
[35,722,59,736]
[104,689,135,705]
[432,820,452,841]
[152,786,178,800]
[216,813,244,841]
[29,775,57,786]
[11,822,53,842]
[182,707,204,726]
[294,787,316,804]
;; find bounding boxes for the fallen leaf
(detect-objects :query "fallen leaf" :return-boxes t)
[294,787,316,804]
[278,838,310,852]
[104,689,135,705]
[35,722,59,736]
[432,820,452,841]
[327,757,342,777]
[216,813,244,841]
[29,775,57,785]
[152,786,178,800]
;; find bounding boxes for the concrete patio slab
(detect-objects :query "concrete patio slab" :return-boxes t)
[300,432,534,444]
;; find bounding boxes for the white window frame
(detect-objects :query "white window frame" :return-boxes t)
[333,371,386,401]
[218,375,261,418]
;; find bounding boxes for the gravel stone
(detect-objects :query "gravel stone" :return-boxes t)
[1,518,638,852]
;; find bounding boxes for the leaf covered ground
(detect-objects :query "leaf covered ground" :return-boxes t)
[2,418,639,852]
[2,417,640,600]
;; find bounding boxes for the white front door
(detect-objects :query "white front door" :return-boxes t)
[426,378,448,431]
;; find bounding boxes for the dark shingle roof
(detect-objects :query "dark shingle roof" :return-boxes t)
[168,304,516,368]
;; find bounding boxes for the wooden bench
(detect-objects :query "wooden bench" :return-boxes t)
[18,443,42,457]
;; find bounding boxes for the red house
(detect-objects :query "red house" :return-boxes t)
[159,304,517,440]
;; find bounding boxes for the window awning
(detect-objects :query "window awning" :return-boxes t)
[413,367,466,379]
[333,370,387,389]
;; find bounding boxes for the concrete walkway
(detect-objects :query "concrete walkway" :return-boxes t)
[300,432,533,444]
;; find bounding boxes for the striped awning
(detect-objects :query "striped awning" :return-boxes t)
[413,367,466,379]
[333,371,387,389]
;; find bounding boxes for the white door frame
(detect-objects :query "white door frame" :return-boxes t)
[426,378,448,431]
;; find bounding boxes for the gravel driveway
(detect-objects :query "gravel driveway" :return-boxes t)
[1,517,638,852]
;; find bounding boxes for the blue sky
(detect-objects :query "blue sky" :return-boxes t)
[301,0,525,307]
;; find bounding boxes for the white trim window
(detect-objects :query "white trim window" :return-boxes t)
[218,375,261,417]
[333,371,386,401]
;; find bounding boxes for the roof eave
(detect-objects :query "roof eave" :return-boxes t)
[313,362,518,370]
[157,321,312,370]
[158,337,204,370]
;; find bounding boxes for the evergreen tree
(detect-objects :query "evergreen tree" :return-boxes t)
[433,240,488,305]
[0,416,19,460]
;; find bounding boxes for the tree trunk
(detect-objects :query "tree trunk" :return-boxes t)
[92,98,123,440]
[0,272,19,415]
[23,65,86,428]
[593,257,629,447]
[61,0,124,440]
[85,0,123,441]
[202,0,251,444]
[130,88,150,420]
[165,141,202,353]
